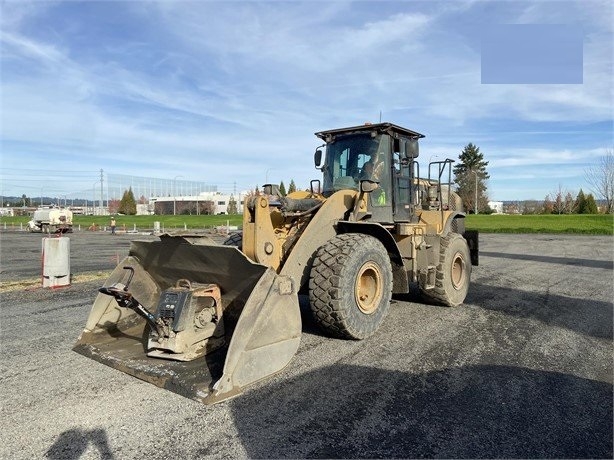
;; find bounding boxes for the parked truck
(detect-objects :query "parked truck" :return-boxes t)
[27,207,73,233]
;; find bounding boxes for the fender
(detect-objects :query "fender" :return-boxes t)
[336,221,409,294]
[442,213,479,266]
[443,211,466,235]
[280,190,358,290]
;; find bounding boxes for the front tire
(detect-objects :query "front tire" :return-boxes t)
[309,234,393,339]
[421,233,471,306]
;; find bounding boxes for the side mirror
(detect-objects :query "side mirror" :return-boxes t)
[405,139,419,158]
[314,149,323,168]
[359,180,379,193]
[310,180,321,195]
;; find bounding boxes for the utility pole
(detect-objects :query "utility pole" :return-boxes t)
[265,168,274,184]
[471,170,478,214]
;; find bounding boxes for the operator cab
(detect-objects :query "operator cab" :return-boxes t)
[314,122,423,223]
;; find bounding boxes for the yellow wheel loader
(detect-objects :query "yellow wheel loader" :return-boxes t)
[74,122,479,404]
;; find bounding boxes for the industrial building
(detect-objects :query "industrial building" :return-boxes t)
[148,191,247,215]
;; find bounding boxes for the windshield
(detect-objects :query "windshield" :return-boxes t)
[322,133,389,193]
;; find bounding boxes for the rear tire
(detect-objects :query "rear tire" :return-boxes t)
[450,217,465,234]
[223,232,243,250]
[421,233,471,307]
[309,234,392,339]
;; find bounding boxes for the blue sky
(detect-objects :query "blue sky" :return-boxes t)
[1,0,612,202]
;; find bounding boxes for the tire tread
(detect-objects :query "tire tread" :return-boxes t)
[309,234,392,339]
[421,233,470,307]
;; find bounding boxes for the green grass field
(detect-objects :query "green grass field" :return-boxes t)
[71,214,245,229]
[464,214,613,235]
[0,214,244,232]
[1,213,612,235]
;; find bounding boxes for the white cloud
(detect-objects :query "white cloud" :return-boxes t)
[0,0,612,200]
[1,31,66,65]
[489,148,590,168]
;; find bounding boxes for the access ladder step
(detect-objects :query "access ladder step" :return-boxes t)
[419,265,437,290]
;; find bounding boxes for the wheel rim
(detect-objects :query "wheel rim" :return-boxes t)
[354,262,383,314]
[451,252,466,290]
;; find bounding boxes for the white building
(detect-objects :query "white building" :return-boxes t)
[150,191,248,215]
[136,203,153,216]
[488,201,504,214]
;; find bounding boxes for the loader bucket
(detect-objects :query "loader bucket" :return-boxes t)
[73,235,301,404]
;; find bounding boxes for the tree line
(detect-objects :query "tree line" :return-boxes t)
[452,144,613,214]
[7,146,612,217]
[505,189,598,215]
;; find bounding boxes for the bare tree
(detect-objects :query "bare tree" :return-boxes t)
[564,192,576,214]
[523,200,541,214]
[549,185,576,215]
[542,195,554,214]
[199,200,215,215]
[553,191,565,215]
[585,148,614,213]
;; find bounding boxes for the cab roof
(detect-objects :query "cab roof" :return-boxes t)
[315,122,425,141]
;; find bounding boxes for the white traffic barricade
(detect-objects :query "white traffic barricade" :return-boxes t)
[42,237,70,288]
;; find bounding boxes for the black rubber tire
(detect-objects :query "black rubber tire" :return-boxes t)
[223,232,243,250]
[309,233,393,339]
[421,233,471,307]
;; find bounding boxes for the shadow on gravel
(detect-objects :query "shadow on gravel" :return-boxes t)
[481,251,614,270]
[227,364,612,459]
[45,428,114,459]
[469,282,613,340]
[297,294,325,337]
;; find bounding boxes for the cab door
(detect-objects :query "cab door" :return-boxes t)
[392,141,415,222]
[367,140,393,223]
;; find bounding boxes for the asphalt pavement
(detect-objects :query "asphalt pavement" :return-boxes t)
[0,230,612,459]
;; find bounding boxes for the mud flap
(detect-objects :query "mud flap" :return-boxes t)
[463,230,479,266]
[73,236,301,404]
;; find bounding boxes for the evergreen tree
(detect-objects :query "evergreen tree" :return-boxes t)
[453,143,490,213]
[585,193,598,214]
[227,195,238,214]
[575,189,599,214]
[575,189,588,214]
[119,187,137,215]
[288,179,297,194]
[279,181,287,196]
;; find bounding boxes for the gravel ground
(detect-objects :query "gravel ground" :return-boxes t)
[0,230,612,459]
